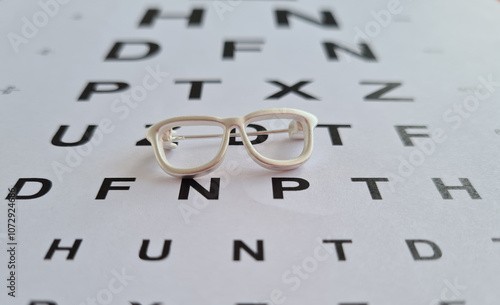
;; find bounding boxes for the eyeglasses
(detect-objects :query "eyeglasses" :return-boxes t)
[146,108,318,177]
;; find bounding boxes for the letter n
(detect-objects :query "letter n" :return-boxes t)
[178,178,220,200]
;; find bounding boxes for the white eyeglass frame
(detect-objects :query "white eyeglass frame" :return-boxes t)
[146,108,318,177]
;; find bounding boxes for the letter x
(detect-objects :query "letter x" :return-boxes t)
[266,80,318,100]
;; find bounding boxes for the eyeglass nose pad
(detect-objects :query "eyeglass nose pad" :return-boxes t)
[162,129,178,150]
[288,120,305,139]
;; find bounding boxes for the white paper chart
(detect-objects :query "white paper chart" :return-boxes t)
[1,0,500,304]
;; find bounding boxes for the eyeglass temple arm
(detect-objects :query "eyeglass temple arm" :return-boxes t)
[172,128,289,140]
[162,121,305,149]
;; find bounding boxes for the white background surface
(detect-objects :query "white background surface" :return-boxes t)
[1,0,500,304]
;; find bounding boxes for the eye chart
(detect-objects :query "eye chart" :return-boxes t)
[1,0,500,304]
